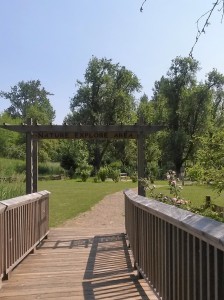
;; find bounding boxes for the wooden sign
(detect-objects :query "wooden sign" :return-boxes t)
[32,131,138,140]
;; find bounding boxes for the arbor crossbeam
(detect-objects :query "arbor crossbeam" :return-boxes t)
[0,122,164,196]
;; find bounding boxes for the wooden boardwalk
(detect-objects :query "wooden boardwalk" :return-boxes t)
[0,191,158,300]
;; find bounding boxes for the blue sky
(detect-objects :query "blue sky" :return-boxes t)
[0,0,224,124]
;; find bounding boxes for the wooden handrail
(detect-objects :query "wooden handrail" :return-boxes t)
[0,191,50,284]
[124,189,224,300]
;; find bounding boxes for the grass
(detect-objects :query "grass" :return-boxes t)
[0,157,25,177]
[1,175,224,227]
[151,181,224,207]
[39,179,137,227]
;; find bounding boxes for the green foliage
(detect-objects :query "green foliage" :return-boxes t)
[65,56,141,172]
[80,170,90,182]
[0,157,25,177]
[186,164,205,182]
[154,183,224,207]
[138,178,156,196]
[58,140,89,176]
[0,80,55,123]
[107,161,121,182]
[0,113,25,159]
[169,180,183,198]
[108,169,120,182]
[76,162,92,182]
[0,174,25,200]
[68,56,141,126]
[193,129,224,193]
[151,56,213,174]
[130,172,138,183]
[38,180,137,227]
[38,162,64,176]
[98,167,108,182]
[186,206,224,223]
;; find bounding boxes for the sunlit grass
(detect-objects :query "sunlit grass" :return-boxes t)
[152,181,224,207]
[39,179,137,227]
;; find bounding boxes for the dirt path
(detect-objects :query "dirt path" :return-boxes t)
[61,188,138,234]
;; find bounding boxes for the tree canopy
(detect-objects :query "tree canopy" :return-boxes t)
[65,56,141,173]
[0,80,55,124]
[66,56,141,125]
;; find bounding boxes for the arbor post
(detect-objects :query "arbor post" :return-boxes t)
[137,132,146,196]
[26,118,33,194]
[33,139,38,192]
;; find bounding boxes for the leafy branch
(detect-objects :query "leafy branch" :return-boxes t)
[189,0,224,57]
[140,1,224,56]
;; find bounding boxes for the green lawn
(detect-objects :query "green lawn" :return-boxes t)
[150,181,224,207]
[38,179,137,227]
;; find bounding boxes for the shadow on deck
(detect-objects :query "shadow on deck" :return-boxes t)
[0,229,157,299]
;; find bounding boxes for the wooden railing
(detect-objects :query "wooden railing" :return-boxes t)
[124,190,224,300]
[0,191,50,284]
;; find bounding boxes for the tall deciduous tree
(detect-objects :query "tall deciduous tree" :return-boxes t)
[67,56,141,125]
[151,56,212,175]
[66,56,141,172]
[0,80,55,124]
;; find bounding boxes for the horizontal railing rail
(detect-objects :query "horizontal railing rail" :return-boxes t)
[124,190,224,300]
[0,191,50,283]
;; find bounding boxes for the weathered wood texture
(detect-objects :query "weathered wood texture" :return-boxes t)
[0,216,158,299]
[0,204,6,283]
[125,190,224,300]
[0,191,50,281]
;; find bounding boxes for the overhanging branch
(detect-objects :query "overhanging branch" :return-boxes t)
[189,0,224,57]
[139,1,224,56]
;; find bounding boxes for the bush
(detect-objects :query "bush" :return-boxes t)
[80,170,90,182]
[38,162,64,175]
[130,172,138,183]
[98,167,108,182]
[108,169,120,183]
[186,164,204,182]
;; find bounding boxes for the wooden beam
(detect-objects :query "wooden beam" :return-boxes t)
[0,124,165,136]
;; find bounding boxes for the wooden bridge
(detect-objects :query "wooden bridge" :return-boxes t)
[0,190,224,300]
[0,190,157,299]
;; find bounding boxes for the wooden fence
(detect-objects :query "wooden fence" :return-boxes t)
[0,191,50,285]
[124,189,224,300]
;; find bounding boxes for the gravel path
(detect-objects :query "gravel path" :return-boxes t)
[61,188,138,234]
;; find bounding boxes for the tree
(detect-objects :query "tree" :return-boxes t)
[0,113,25,159]
[206,69,224,126]
[58,140,89,178]
[66,56,141,172]
[151,56,212,175]
[0,80,55,123]
[193,129,224,193]
[67,56,141,125]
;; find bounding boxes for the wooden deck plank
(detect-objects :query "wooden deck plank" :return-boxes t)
[0,190,159,299]
[0,229,158,299]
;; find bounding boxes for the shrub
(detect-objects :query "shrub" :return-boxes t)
[109,169,120,183]
[130,172,138,183]
[80,170,90,182]
[98,167,108,182]
[186,164,205,182]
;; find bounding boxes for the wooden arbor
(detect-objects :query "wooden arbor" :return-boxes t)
[0,120,163,196]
